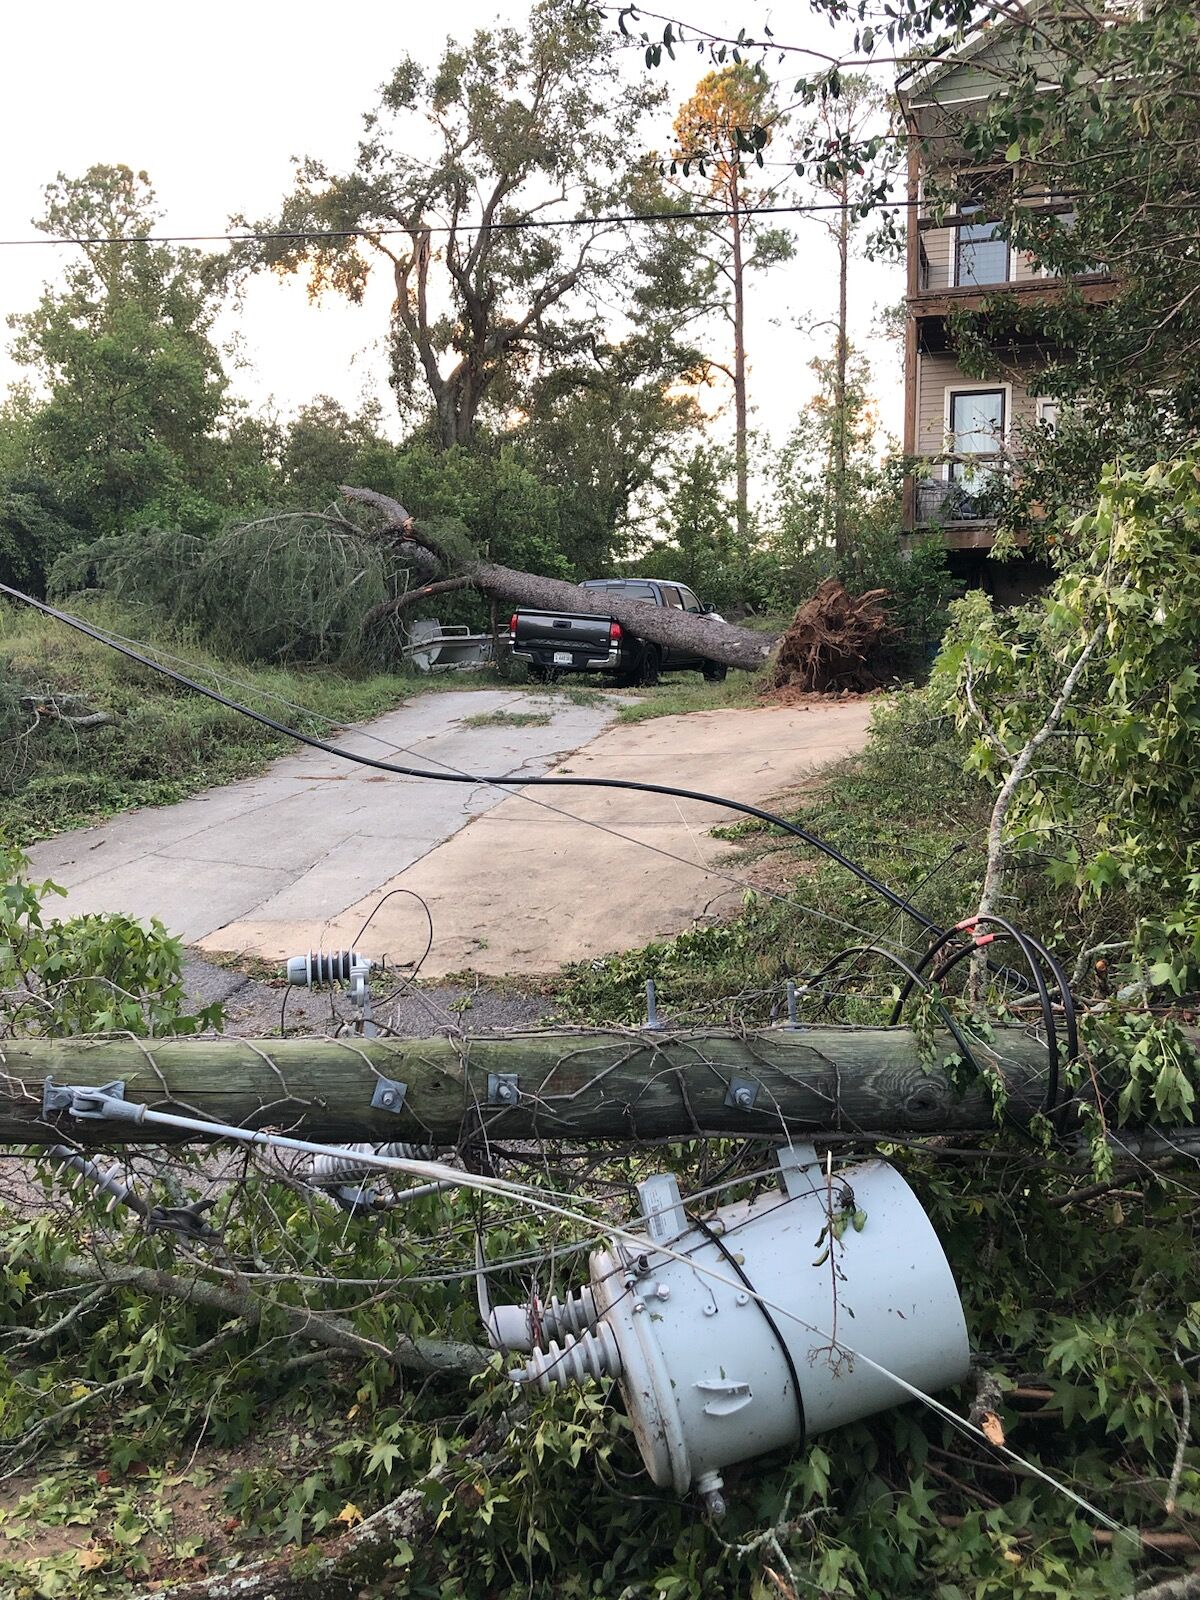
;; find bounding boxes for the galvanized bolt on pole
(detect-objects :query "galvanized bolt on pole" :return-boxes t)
[644,978,662,1030]
[785,979,800,1030]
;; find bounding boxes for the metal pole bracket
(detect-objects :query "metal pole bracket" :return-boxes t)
[488,1073,520,1107]
[724,1075,759,1112]
[370,1077,408,1114]
[43,1079,126,1120]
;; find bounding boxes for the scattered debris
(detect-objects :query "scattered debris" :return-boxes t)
[19,692,113,730]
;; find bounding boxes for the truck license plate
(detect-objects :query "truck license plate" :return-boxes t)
[553,651,572,666]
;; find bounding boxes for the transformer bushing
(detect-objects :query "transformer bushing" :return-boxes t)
[509,1144,969,1513]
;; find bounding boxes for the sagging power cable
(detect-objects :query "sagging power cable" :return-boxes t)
[0,583,944,936]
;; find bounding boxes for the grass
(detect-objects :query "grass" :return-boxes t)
[461,709,552,729]
[0,597,423,844]
[614,668,768,724]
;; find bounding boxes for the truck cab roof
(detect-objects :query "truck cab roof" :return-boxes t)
[580,577,686,589]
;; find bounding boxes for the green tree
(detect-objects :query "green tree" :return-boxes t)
[382,442,568,580]
[650,444,738,605]
[516,337,700,575]
[769,347,882,582]
[669,63,794,543]
[275,397,393,510]
[941,452,1200,990]
[239,3,667,450]
[794,74,897,565]
[9,166,229,535]
[0,478,83,595]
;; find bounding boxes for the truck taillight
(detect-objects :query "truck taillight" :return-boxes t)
[609,621,622,641]
[509,613,519,635]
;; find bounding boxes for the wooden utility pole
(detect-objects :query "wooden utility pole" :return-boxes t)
[2,1027,1093,1148]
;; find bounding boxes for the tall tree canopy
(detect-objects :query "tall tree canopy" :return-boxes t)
[238,2,673,450]
[794,73,895,565]
[668,64,794,541]
[8,165,228,536]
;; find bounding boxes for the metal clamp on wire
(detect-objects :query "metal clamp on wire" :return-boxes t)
[42,1079,144,1124]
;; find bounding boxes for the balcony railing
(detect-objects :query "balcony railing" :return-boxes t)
[913,459,1008,526]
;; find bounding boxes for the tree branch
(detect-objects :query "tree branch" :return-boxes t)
[364,576,472,630]
[19,1249,487,1378]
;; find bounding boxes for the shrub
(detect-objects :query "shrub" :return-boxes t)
[1,840,221,1036]
[50,518,399,670]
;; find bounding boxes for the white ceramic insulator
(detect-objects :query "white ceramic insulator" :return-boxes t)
[486,1286,599,1353]
[305,1141,434,1186]
[538,1287,600,1345]
[285,950,370,988]
[510,1322,622,1393]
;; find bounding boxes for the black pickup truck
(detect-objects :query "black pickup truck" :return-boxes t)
[508,578,727,686]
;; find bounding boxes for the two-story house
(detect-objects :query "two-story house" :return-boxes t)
[896,27,1118,575]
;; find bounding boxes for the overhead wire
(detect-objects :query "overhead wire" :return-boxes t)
[889,913,1081,1126]
[0,185,1093,251]
[0,198,913,250]
[0,584,918,948]
[50,610,874,942]
[59,1086,1127,1537]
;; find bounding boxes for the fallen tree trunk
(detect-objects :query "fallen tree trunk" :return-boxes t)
[341,485,778,671]
[0,1025,1123,1148]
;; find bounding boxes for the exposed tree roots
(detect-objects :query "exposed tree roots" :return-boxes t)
[767,580,895,694]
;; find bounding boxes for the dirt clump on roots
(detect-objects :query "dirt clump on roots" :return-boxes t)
[765,580,895,696]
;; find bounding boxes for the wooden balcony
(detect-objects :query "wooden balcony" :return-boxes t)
[912,268,1118,322]
[902,457,1028,552]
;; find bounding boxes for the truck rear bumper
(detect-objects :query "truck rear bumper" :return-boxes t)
[508,640,622,672]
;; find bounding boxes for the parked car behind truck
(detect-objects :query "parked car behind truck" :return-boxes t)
[508,578,728,686]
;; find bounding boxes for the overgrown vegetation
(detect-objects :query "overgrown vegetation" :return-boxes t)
[5,2,1200,1596]
[1,806,1198,1598]
[0,597,415,842]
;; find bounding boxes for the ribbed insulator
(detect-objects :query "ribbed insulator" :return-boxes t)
[49,1145,138,1212]
[537,1286,599,1345]
[287,950,366,987]
[306,1141,435,1187]
[510,1321,622,1393]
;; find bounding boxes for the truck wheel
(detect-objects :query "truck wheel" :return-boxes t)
[702,661,728,683]
[638,646,662,687]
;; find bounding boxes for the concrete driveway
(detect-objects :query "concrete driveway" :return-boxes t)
[27,690,874,980]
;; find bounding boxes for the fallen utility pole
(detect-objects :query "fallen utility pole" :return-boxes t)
[0,1026,1120,1148]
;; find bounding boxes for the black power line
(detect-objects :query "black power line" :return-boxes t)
[0,581,940,935]
[0,198,912,251]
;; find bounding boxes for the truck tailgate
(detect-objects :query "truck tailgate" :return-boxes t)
[513,610,614,657]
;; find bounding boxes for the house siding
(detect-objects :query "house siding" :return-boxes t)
[915,352,1041,459]
[899,23,1115,549]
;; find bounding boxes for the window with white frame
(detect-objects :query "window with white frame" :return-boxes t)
[954,202,1010,287]
[947,388,1006,484]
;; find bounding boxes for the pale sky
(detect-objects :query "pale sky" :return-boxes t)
[0,2,904,482]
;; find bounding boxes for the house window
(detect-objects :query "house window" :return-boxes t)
[948,389,1006,484]
[954,203,1009,286]
[1039,208,1076,277]
[1036,397,1059,431]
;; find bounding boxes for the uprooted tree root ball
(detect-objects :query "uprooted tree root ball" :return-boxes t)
[767,580,896,694]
